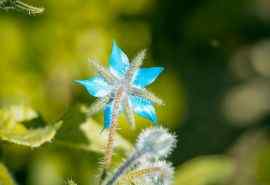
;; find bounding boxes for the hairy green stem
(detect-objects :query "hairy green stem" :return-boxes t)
[106,150,144,185]
[0,0,44,14]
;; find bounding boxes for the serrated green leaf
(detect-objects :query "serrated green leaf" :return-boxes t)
[0,105,38,130]
[0,105,62,147]
[0,122,62,148]
[0,163,17,185]
[174,155,234,185]
[6,105,38,122]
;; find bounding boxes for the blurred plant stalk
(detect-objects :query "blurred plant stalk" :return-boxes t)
[0,0,44,14]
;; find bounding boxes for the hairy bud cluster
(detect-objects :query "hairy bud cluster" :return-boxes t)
[105,127,176,185]
[136,127,176,159]
[134,161,174,185]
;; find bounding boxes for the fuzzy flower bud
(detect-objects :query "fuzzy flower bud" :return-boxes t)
[136,161,174,185]
[136,127,176,159]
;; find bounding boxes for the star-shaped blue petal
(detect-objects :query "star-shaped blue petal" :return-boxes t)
[132,67,164,88]
[75,76,112,97]
[76,41,164,129]
[130,96,157,123]
[104,102,114,128]
[109,41,130,78]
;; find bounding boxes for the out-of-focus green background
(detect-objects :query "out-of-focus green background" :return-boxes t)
[0,0,270,185]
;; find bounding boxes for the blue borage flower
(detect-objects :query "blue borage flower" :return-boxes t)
[76,41,164,129]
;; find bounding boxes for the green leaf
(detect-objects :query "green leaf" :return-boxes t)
[80,118,132,153]
[54,105,92,150]
[0,105,38,130]
[0,105,62,148]
[174,155,234,185]
[5,105,38,122]
[55,104,132,153]
[0,163,17,185]
[0,122,62,148]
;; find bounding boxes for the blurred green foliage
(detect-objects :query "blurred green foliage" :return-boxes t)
[0,0,270,185]
[66,180,77,185]
[174,156,234,185]
[0,163,16,185]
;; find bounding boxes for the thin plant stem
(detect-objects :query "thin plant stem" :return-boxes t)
[104,117,118,169]
[15,0,44,14]
[100,88,124,184]
[0,0,44,14]
[117,167,162,185]
[106,150,143,185]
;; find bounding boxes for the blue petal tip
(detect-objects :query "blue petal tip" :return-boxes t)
[74,80,83,85]
[149,114,158,124]
[159,67,165,72]
[112,40,118,48]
